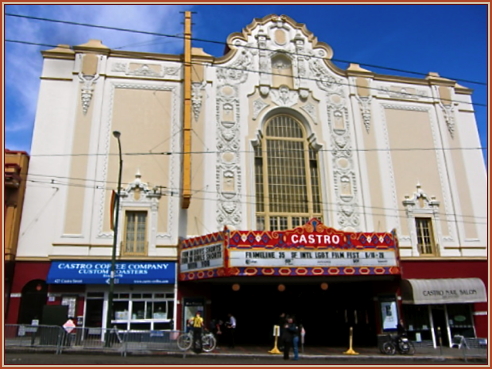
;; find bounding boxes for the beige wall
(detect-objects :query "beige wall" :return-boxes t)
[448,118,477,240]
[385,108,448,237]
[362,124,387,232]
[63,88,92,235]
[102,88,173,234]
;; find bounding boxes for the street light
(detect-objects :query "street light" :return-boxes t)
[105,130,122,345]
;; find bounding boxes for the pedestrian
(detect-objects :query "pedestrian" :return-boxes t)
[293,322,302,360]
[216,319,224,347]
[186,316,193,333]
[225,313,236,348]
[397,319,407,338]
[278,312,286,351]
[190,310,204,353]
[281,315,299,360]
[209,318,222,344]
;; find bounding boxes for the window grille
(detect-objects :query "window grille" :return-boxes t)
[415,217,436,255]
[123,211,148,255]
[255,115,322,230]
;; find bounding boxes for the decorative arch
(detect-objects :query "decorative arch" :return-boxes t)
[252,111,323,231]
[255,106,319,146]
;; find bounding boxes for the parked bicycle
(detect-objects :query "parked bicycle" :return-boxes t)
[176,330,216,352]
[380,333,415,355]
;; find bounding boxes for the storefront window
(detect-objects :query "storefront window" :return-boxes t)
[402,305,432,343]
[109,292,174,330]
[447,304,474,338]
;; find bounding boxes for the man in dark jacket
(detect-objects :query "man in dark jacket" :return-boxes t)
[281,316,299,360]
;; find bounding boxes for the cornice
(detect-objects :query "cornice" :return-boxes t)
[108,50,182,62]
[41,44,75,60]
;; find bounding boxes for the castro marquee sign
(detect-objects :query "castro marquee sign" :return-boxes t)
[180,243,224,272]
[179,219,400,280]
[228,249,397,268]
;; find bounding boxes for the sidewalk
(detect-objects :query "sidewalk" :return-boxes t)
[6,342,487,362]
[199,344,487,362]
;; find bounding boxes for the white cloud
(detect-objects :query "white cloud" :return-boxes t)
[5,4,194,152]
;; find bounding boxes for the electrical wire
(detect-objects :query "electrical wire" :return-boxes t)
[25,146,488,158]
[5,12,487,87]
[24,175,488,226]
[5,38,486,109]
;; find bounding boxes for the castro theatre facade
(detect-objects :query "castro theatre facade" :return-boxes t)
[178,219,403,347]
[11,12,487,348]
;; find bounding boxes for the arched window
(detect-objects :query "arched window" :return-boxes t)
[254,114,322,230]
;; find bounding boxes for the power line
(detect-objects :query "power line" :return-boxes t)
[5,12,487,87]
[5,37,487,109]
[26,146,488,158]
[5,34,487,107]
[25,175,488,226]
[5,39,58,48]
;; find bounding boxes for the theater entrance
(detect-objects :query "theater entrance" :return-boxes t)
[209,280,378,347]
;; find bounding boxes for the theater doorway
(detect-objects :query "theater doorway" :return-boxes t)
[209,280,378,347]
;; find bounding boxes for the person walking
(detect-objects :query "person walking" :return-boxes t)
[225,313,236,348]
[190,310,204,353]
[281,315,299,360]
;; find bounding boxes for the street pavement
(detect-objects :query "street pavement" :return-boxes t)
[5,344,488,366]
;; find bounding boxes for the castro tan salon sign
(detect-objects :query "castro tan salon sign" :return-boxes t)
[402,278,487,305]
[422,288,478,299]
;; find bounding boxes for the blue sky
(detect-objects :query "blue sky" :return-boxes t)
[4,4,488,165]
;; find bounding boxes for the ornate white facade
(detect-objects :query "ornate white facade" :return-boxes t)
[16,14,487,267]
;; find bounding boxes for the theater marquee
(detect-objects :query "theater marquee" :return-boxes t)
[178,219,400,281]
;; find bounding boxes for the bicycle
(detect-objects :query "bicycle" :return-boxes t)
[177,330,216,352]
[380,333,415,355]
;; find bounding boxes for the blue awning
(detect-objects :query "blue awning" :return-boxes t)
[47,261,176,285]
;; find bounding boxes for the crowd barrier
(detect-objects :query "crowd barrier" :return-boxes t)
[5,324,185,357]
[451,336,488,362]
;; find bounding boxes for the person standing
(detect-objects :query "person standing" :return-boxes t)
[292,322,302,360]
[225,313,236,348]
[209,318,222,346]
[278,312,287,351]
[281,316,299,360]
[190,311,204,353]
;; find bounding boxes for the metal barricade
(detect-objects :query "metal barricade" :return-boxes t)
[58,327,125,354]
[121,330,183,356]
[461,337,488,362]
[5,325,187,357]
[451,335,488,362]
[5,324,65,354]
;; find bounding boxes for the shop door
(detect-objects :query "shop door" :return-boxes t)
[85,299,104,328]
[431,306,449,347]
[17,280,47,324]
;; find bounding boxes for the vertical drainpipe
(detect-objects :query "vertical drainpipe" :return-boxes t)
[181,11,192,209]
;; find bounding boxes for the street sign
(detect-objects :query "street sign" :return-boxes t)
[63,319,76,333]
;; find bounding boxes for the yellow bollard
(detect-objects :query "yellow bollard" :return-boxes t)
[268,325,282,354]
[343,326,359,355]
